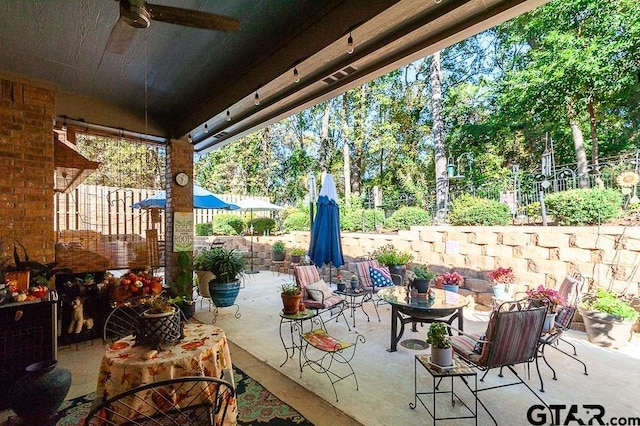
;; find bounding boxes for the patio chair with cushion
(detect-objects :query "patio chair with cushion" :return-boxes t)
[293,264,350,330]
[85,376,235,425]
[450,298,552,425]
[536,274,589,391]
[353,258,402,321]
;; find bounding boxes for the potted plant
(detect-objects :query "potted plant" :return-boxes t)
[373,244,414,279]
[272,241,286,262]
[168,251,195,319]
[526,285,566,331]
[194,247,247,307]
[411,264,435,294]
[487,267,515,299]
[140,293,181,348]
[336,275,346,292]
[436,271,464,293]
[426,322,453,367]
[579,288,638,348]
[289,246,306,264]
[280,282,303,314]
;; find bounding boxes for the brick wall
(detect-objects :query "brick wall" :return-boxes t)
[0,77,55,263]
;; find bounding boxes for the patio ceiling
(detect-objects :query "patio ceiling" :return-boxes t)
[0,0,548,153]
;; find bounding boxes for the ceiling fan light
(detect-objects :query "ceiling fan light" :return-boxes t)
[347,33,354,55]
[120,2,151,29]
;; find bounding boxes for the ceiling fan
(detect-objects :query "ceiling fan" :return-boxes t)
[106,0,240,54]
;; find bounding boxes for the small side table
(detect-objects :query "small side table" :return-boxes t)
[410,354,478,424]
[278,309,325,371]
[271,260,286,275]
[333,288,373,327]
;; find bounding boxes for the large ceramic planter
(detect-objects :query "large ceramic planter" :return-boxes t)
[579,308,634,348]
[430,347,453,368]
[11,360,71,425]
[196,270,214,298]
[209,280,241,307]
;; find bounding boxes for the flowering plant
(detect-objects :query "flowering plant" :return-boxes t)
[526,285,565,313]
[488,267,515,285]
[438,272,464,286]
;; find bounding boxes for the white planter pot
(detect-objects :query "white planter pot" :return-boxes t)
[430,347,453,367]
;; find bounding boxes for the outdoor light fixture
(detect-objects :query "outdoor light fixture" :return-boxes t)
[347,32,354,54]
[293,67,300,83]
[254,91,260,106]
[204,123,208,134]
[226,110,231,121]
[188,133,193,143]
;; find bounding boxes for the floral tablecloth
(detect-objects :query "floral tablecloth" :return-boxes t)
[96,323,237,425]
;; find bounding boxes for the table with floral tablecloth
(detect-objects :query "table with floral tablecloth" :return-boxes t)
[96,323,237,425]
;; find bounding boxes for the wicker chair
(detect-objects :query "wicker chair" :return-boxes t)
[84,376,235,425]
[450,298,552,425]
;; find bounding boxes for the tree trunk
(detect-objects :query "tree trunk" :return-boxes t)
[319,102,331,172]
[567,100,589,188]
[587,94,601,185]
[430,51,448,219]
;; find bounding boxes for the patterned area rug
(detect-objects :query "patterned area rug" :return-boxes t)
[3,367,313,425]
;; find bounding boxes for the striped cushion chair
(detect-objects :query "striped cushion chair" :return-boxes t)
[450,298,551,425]
[293,265,348,328]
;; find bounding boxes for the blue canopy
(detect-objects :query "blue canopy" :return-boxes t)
[132,185,239,210]
[308,174,344,268]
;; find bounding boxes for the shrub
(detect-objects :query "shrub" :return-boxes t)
[248,217,276,235]
[448,194,511,225]
[212,214,244,235]
[283,210,309,231]
[544,188,622,225]
[384,207,431,230]
[195,222,213,236]
[341,207,382,232]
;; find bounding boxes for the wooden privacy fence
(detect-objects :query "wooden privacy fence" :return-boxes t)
[54,185,276,273]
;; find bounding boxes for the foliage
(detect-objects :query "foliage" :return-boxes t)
[412,265,435,281]
[280,282,301,296]
[340,207,382,232]
[544,188,622,225]
[437,272,464,286]
[581,288,638,322]
[145,293,174,314]
[272,241,286,254]
[283,210,309,232]
[289,246,306,256]
[426,322,451,349]
[192,247,247,284]
[487,267,515,285]
[526,285,565,313]
[248,217,276,235]
[448,194,511,226]
[372,244,413,266]
[212,214,244,235]
[168,251,193,302]
[195,222,213,236]
[384,207,431,230]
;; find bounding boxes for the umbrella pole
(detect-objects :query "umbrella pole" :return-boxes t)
[246,208,259,274]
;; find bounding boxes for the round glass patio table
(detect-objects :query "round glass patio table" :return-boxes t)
[377,286,468,352]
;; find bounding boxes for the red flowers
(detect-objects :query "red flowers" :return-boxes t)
[488,267,515,285]
[526,285,565,313]
[438,272,464,286]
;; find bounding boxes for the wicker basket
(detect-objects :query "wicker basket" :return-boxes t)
[139,308,181,347]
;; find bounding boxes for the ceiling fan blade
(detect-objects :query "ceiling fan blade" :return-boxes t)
[105,17,136,54]
[145,3,240,31]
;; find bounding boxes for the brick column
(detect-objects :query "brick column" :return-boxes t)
[165,139,194,282]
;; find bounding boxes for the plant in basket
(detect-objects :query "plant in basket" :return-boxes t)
[139,292,181,349]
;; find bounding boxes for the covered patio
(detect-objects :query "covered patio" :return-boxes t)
[53,270,640,425]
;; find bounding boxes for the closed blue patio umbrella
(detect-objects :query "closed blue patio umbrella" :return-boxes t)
[132,185,239,210]
[309,174,344,269]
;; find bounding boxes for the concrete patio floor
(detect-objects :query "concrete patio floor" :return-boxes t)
[194,271,640,425]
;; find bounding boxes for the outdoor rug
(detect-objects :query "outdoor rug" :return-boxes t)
[2,367,313,425]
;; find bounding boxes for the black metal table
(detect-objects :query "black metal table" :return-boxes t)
[332,288,373,327]
[278,309,325,371]
[377,286,468,352]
